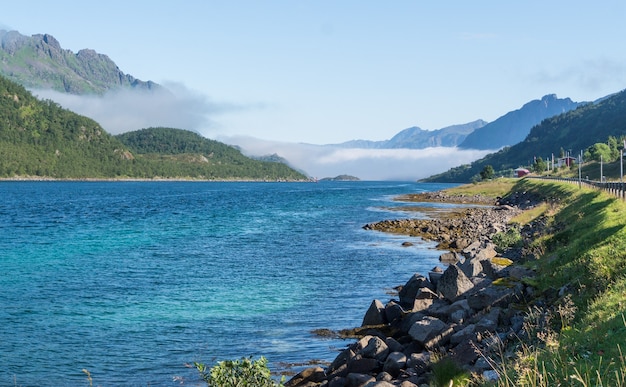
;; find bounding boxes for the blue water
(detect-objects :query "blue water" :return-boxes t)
[0,181,455,386]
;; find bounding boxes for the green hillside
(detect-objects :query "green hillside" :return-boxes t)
[0,75,307,180]
[424,89,626,183]
[115,127,308,180]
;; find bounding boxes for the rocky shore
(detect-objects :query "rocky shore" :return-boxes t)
[285,190,543,387]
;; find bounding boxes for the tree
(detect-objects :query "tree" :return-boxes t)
[584,143,613,162]
[480,165,495,180]
[533,157,547,173]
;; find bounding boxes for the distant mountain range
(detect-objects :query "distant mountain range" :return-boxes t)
[331,95,582,151]
[458,94,582,150]
[423,88,626,182]
[0,30,159,94]
[334,120,486,149]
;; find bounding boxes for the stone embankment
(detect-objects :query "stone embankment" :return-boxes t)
[285,191,540,387]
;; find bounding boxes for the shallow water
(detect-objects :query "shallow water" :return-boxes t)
[0,180,456,386]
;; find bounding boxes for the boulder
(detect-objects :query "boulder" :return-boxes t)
[356,335,389,362]
[428,267,443,286]
[460,257,484,278]
[474,245,498,261]
[450,323,476,345]
[406,352,430,372]
[461,241,482,259]
[436,264,474,302]
[449,340,481,366]
[439,251,460,263]
[346,372,375,386]
[481,257,512,279]
[408,316,453,348]
[367,381,396,387]
[451,238,472,250]
[475,307,502,333]
[346,356,380,375]
[467,286,513,311]
[384,301,406,324]
[398,274,434,307]
[328,348,355,375]
[285,366,327,387]
[362,299,387,326]
[383,351,407,377]
[508,265,535,280]
[384,337,404,353]
[328,376,346,387]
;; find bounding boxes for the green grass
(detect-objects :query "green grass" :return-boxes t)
[484,178,626,386]
[445,178,517,198]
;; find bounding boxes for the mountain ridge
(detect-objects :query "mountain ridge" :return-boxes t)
[334,120,487,149]
[458,94,582,150]
[0,29,159,95]
[423,88,626,182]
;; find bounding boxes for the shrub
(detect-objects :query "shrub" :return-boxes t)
[492,225,523,251]
[195,356,283,387]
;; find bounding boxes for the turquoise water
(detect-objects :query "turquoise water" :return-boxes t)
[0,181,455,386]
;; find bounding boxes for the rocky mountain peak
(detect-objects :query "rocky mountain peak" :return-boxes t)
[0,29,161,95]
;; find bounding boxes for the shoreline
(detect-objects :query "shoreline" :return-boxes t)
[286,189,541,386]
[0,176,314,183]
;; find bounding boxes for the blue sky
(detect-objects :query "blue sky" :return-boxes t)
[3,1,625,145]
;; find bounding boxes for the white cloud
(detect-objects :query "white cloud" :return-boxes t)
[31,83,246,135]
[221,136,491,181]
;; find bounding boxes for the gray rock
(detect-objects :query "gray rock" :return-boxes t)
[475,307,502,333]
[450,323,476,345]
[346,355,379,374]
[383,351,407,377]
[408,316,453,348]
[356,335,389,362]
[439,251,460,263]
[460,257,484,278]
[384,301,406,324]
[328,376,347,387]
[362,299,387,326]
[285,366,327,387]
[384,337,404,354]
[481,258,510,279]
[437,264,475,302]
[366,381,396,387]
[406,352,430,372]
[474,244,498,261]
[346,372,375,386]
[399,274,434,307]
[328,348,355,375]
[462,240,482,259]
[467,286,513,311]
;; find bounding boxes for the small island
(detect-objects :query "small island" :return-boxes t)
[320,174,360,181]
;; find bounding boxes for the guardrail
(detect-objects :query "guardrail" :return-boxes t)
[531,176,626,200]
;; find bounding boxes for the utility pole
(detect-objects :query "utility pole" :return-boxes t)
[601,154,603,182]
[578,153,582,188]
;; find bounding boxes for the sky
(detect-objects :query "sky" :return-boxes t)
[2,1,626,179]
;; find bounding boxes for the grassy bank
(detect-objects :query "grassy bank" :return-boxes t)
[451,178,626,386]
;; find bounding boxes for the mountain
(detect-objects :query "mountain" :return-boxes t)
[0,75,307,180]
[423,89,626,183]
[335,120,487,149]
[458,94,581,150]
[115,127,308,180]
[0,30,159,95]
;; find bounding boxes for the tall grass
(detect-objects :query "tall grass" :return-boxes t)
[478,179,626,386]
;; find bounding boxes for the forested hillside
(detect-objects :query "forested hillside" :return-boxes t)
[0,76,307,180]
[424,89,626,183]
[116,127,308,180]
